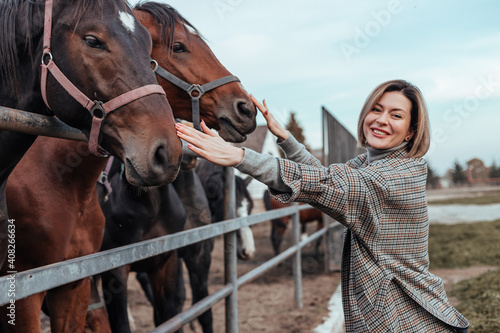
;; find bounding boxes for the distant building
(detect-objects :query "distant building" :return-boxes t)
[232,125,281,200]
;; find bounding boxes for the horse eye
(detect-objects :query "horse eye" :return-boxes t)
[172,42,187,53]
[84,35,105,49]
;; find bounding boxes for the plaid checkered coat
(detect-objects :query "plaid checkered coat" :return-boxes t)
[269,144,469,333]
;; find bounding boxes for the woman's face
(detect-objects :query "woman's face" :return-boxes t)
[363,91,414,150]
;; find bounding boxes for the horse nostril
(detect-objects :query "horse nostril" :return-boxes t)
[152,142,168,170]
[236,100,254,118]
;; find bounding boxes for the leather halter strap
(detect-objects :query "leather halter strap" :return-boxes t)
[98,156,114,201]
[154,64,239,130]
[40,0,166,156]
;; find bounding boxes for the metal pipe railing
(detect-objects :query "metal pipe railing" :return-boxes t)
[0,106,86,141]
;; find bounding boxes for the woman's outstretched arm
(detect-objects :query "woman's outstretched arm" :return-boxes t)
[175,121,244,166]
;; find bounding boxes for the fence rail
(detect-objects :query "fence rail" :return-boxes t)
[0,106,338,332]
[1,199,335,332]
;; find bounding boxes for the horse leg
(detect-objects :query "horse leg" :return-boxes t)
[270,219,287,256]
[183,240,213,333]
[45,278,91,332]
[101,266,131,333]
[0,292,45,333]
[85,276,111,333]
[147,252,180,329]
[136,272,154,305]
[174,258,186,315]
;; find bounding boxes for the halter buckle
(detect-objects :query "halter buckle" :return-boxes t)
[90,101,106,119]
[186,84,204,99]
[151,59,159,72]
[41,51,53,66]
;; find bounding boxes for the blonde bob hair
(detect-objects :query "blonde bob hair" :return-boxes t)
[357,80,430,158]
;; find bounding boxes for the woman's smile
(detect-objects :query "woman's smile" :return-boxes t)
[363,91,414,150]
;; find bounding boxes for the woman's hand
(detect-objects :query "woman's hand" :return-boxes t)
[250,94,289,142]
[176,121,244,167]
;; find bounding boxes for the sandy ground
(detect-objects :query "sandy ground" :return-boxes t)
[126,203,341,333]
[40,189,498,332]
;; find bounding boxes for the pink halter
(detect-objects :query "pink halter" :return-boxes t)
[40,0,166,156]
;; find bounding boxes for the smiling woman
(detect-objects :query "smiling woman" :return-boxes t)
[177,79,469,332]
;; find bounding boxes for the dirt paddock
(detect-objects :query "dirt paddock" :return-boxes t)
[41,198,492,332]
[127,199,341,333]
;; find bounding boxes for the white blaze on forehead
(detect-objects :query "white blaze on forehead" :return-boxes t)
[184,24,198,36]
[119,11,136,33]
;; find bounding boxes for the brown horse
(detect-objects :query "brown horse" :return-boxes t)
[133,3,256,142]
[2,1,256,332]
[92,3,256,332]
[0,0,182,269]
[263,191,323,256]
[0,0,183,331]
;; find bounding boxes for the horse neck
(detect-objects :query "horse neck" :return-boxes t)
[42,138,108,199]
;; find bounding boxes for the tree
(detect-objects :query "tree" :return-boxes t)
[450,160,466,186]
[490,160,500,178]
[467,158,488,180]
[426,164,440,189]
[285,112,311,152]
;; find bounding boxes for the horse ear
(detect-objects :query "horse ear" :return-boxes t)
[243,176,253,187]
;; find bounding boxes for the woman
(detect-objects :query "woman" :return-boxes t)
[176,80,469,332]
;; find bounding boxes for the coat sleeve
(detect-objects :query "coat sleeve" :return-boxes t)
[277,134,323,168]
[269,157,392,244]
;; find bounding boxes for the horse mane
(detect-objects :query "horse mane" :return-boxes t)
[0,0,126,99]
[0,0,41,97]
[133,1,202,53]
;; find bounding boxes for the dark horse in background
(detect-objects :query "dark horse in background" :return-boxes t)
[0,0,185,332]
[263,191,323,257]
[88,2,256,333]
[96,158,254,333]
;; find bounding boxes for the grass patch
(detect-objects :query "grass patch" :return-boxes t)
[428,219,500,269]
[428,191,500,205]
[429,221,500,332]
[450,269,500,333]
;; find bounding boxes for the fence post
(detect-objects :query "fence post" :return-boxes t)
[224,167,238,333]
[291,207,303,309]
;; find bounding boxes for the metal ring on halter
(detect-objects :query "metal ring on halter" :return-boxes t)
[186,84,204,99]
[151,59,159,72]
[89,101,106,119]
[41,52,53,65]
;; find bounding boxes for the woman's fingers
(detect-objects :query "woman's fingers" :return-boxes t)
[200,120,218,137]
[250,94,268,115]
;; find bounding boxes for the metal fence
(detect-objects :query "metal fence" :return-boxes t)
[0,177,335,332]
[321,106,363,271]
[0,107,337,332]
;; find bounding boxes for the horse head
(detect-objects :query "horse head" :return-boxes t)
[2,0,182,186]
[133,2,257,143]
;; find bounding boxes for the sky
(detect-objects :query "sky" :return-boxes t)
[130,0,500,176]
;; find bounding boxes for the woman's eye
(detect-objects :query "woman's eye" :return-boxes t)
[393,114,403,119]
[371,108,381,113]
[84,36,105,49]
[172,42,188,53]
